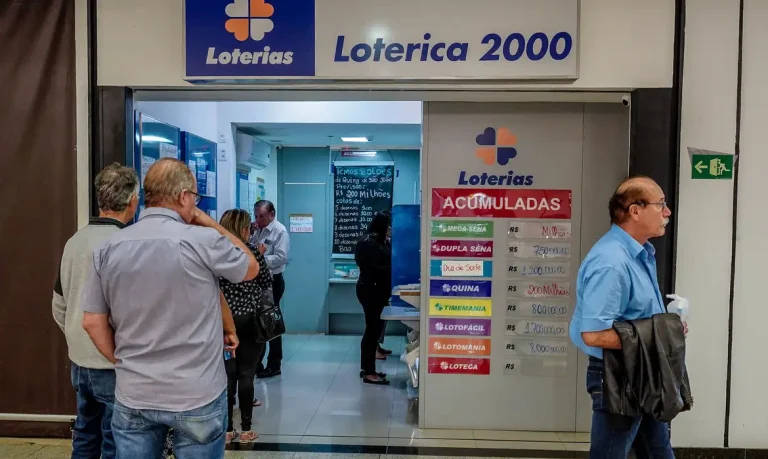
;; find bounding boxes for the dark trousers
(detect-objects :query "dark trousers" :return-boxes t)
[587,357,674,459]
[226,313,264,432]
[357,283,387,376]
[259,272,285,371]
[70,362,116,459]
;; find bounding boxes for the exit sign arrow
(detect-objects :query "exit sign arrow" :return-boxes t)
[694,160,707,174]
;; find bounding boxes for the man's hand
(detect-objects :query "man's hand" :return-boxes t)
[224,332,239,357]
[683,321,689,337]
[191,208,217,228]
[258,243,267,255]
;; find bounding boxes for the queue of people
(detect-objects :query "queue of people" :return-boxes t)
[53,159,289,459]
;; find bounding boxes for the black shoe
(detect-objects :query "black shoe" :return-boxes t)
[378,347,393,355]
[360,370,387,378]
[257,367,281,379]
[363,377,390,386]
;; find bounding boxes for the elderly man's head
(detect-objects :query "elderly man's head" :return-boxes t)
[94,163,140,223]
[144,158,199,223]
[608,176,671,242]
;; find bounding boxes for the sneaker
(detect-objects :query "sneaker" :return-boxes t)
[238,430,258,444]
[226,430,238,444]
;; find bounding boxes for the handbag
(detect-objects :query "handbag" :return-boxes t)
[253,286,285,343]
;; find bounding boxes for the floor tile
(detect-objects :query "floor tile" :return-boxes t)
[564,442,591,451]
[226,452,296,458]
[252,410,316,436]
[473,430,561,442]
[254,435,304,444]
[304,414,391,437]
[387,438,477,448]
[300,436,388,446]
[293,454,380,459]
[557,431,591,443]
[27,446,72,458]
[0,444,47,459]
[474,440,566,450]
[388,426,474,440]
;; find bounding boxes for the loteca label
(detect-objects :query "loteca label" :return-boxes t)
[428,357,491,375]
[429,318,491,336]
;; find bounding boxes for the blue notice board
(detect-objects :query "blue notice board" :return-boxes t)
[390,204,421,307]
[181,132,218,220]
[133,112,182,216]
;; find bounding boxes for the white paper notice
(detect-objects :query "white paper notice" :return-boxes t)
[289,214,313,233]
[508,281,571,298]
[159,143,178,159]
[238,178,249,209]
[505,320,569,338]
[507,261,570,278]
[508,221,572,239]
[441,260,485,277]
[206,171,217,197]
[188,161,197,178]
[141,156,156,182]
[508,241,572,259]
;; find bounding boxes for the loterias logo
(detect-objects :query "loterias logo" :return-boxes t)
[185,0,315,78]
[459,127,534,187]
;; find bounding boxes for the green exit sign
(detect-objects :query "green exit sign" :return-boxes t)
[691,154,734,180]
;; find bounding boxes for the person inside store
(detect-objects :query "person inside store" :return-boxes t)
[80,158,259,459]
[570,176,686,459]
[218,209,274,444]
[251,200,290,379]
[376,210,394,360]
[53,163,139,459]
[354,211,392,385]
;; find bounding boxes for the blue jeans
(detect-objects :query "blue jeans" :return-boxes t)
[111,389,227,459]
[70,362,116,459]
[587,357,674,459]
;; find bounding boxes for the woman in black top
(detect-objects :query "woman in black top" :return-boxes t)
[354,211,392,385]
[219,209,273,444]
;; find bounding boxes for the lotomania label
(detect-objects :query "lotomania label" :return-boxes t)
[430,260,493,278]
[431,239,493,258]
[432,188,571,219]
[428,357,491,375]
[429,337,491,356]
[430,298,492,317]
[431,220,493,238]
[429,318,491,336]
[429,280,492,298]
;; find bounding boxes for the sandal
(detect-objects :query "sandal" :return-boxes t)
[226,430,237,445]
[238,430,258,444]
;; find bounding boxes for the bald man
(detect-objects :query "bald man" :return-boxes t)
[570,176,675,458]
[80,158,259,458]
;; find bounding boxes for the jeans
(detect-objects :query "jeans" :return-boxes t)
[587,357,674,459]
[70,362,116,459]
[357,283,387,375]
[226,312,264,431]
[111,389,227,459]
[259,272,284,371]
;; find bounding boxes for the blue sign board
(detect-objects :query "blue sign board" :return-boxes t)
[429,279,492,298]
[429,260,493,278]
[184,0,316,78]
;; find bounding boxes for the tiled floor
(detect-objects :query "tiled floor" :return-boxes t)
[0,335,591,458]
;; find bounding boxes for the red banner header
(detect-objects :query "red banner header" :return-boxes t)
[431,188,572,219]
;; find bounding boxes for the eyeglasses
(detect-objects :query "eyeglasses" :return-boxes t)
[629,200,667,210]
[187,190,202,205]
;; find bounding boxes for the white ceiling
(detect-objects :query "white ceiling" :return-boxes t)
[234,123,422,149]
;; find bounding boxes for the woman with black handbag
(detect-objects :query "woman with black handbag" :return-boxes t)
[218,209,273,444]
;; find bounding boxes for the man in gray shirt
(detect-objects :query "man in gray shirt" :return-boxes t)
[53,163,139,459]
[81,158,259,459]
[251,200,289,378]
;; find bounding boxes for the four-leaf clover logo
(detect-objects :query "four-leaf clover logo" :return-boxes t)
[225,0,275,42]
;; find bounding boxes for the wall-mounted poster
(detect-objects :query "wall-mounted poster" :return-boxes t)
[289,214,314,233]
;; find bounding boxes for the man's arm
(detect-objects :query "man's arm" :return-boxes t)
[577,267,630,350]
[192,209,259,281]
[264,228,289,271]
[82,312,117,363]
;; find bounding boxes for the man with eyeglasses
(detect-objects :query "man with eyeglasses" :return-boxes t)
[570,176,679,458]
[80,158,260,458]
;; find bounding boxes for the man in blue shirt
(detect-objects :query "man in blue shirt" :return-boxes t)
[570,176,678,458]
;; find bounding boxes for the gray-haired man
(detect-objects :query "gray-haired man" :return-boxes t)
[53,163,139,459]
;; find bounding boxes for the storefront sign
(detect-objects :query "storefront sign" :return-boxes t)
[431,188,572,219]
[507,261,570,278]
[507,281,570,298]
[431,220,493,238]
[430,260,493,278]
[428,357,491,375]
[429,280,492,298]
[431,239,493,258]
[508,221,571,239]
[429,298,492,317]
[506,300,569,318]
[429,318,491,336]
[184,0,579,81]
[429,337,491,356]
[508,241,572,259]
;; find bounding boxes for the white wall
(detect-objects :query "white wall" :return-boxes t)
[97,0,674,90]
[673,0,740,448]
[76,0,89,228]
[729,0,768,448]
[134,101,218,141]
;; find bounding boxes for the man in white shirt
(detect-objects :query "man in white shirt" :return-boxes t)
[251,200,290,378]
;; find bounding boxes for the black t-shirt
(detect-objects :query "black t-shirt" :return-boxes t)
[220,243,272,316]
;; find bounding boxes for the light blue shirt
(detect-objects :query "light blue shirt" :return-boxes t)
[81,207,249,411]
[570,224,666,359]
